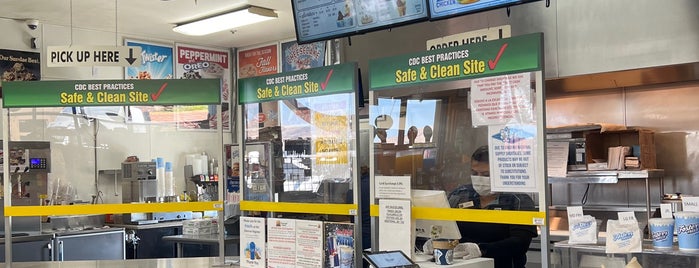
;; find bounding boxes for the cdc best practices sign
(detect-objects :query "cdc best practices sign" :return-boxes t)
[238,63,357,104]
[2,79,221,107]
[369,33,542,90]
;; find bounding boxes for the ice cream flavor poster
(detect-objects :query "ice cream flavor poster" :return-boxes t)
[281,41,326,72]
[238,44,278,78]
[0,49,40,90]
[241,216,266,268]
[124,40,173,79]
[176,44,231,130]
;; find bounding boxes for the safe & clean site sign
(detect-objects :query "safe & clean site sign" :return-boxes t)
[2,79,221,108]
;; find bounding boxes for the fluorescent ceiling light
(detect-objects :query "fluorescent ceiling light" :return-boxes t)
[173,6,277,36]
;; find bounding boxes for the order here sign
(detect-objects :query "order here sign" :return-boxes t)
[47,46,142,67]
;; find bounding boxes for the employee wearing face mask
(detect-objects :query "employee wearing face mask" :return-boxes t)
[446,145,537,268]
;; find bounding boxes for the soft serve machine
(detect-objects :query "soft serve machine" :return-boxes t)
[120,161,191,224]
[0,141,51,235]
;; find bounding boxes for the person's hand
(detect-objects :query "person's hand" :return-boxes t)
[422,239,433,253]
[460,243,482,260]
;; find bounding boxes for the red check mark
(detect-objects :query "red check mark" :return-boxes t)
[151,82,168,101]
[320,69,334,90]
[488,43,509,70]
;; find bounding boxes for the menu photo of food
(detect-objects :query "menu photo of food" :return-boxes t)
[358,1,377,26]
[336,0,355,28]
[0,49,40,90]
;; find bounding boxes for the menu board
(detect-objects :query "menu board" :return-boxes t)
[292,0,428,44]
[429,0,540,20]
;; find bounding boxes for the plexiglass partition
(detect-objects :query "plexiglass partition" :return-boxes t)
[237,63,362,267]
[1,79,226,263]
[368,33,549,266]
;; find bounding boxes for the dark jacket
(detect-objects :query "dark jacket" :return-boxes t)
[447,184,537,268]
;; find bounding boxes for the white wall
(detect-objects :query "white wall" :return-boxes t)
[546,81,699,206]
[1,17,232,204]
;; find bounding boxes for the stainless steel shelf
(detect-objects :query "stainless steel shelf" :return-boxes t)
[548,169,664,184]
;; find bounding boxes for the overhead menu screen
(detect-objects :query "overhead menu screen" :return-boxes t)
[430,0,537,20]
[292,0,428,44]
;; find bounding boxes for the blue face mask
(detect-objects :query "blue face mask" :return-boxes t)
[471,175,491,196]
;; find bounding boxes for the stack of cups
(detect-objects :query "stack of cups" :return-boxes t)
[675,211,699,250]
[648,218,674,249]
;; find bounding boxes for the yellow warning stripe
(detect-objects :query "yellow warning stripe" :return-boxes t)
[241,201,358,216]
[370,205,545,226]
[4,201,222,217]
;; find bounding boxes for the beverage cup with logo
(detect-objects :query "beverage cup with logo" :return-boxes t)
[432,239,457,265]
[675,211,699,250]
[648,218,674,248]
[339,246,353,268]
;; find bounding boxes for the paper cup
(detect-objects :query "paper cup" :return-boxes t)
[339,246,353,268]
[675,211,699,250]
[648,218,674,248]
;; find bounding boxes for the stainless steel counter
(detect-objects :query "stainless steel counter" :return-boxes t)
[162,234,240,257]
[108,221,184,230]
[553,240,699,267]
[1,227,126,244]
[2,256,240,267]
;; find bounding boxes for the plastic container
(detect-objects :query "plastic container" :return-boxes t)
[156,157,165,200]
[648,218,674,248]
[675,211,699,250]
[165,162,175,197]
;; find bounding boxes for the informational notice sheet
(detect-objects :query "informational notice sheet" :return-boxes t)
[470,73,533,126]
[488,124,538,192]
[267,218,296,268]
[546,141,569,178]
[374,176,411,199]
[295,220,324,268]
[682,197,699,212]
[240,216,266,268]
[378,199,412,257]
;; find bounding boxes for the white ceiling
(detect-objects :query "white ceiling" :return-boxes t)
[0,0,296,49]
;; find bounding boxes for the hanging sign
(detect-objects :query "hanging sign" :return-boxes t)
[470,72,534,126]
[238,62,357,104]
[2,79,220,107]
[426,25,511,50]
[369,33,541,90]
[47,46,142,67]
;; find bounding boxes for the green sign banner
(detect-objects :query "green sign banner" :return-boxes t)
[369,33,542,90]
[238,62,357,104]
[2,79,221,108]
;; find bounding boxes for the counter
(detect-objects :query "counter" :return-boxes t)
[1,228,125,262]
[162,234,240,257]
[553,240,699,267]
[417,258,494,268]
[108,221,184,230]
[2,256,241,267]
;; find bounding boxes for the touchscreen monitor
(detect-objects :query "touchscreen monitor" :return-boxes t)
[363,250,420,268]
